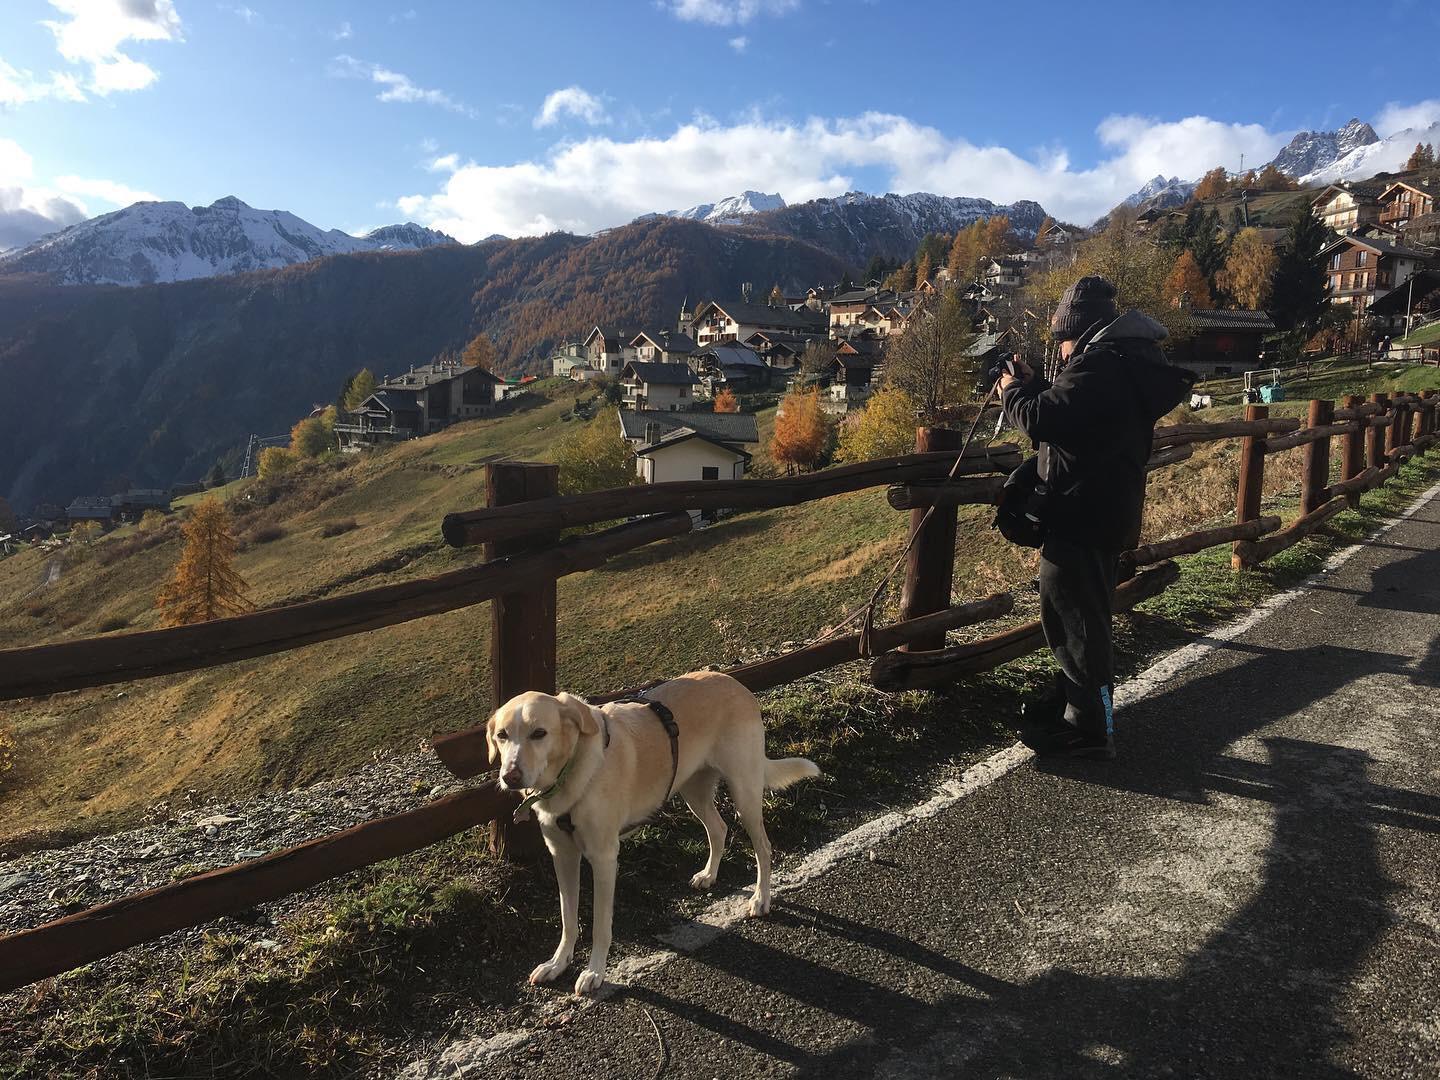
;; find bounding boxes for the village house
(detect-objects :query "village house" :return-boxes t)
[628,329,697,365]
[335,359,504,450]
[66,495,114,526]
[1165,308,1277,378]
[581,325,640,375]
[620,360,701,411]
[687,299,825,347]
[110,489,172,522]
[1312,182,1384,235]
[822,338,881,414]
[692,343,772,395]
[1377,178,1435,230]
[1320,232,1431,313]
[549,341,589,378]
[617,410,760,518]
[981,256,1026,291]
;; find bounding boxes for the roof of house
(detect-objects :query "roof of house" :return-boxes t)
[1366,268,1440,316]
[632,427,754,461]
[1312,181,1385,206]
[618,409,760,445]
[1174,309,1277,333]
[365,388,423,413]
[378,361,502,391]
[67,496,112,510]
[630,329,697,353]
[836,337,882,360]
[1322,233,1431,260]
[623,361,701,385]
[585,325,641,349]
[697,344,767,369]
[697,299,825,330]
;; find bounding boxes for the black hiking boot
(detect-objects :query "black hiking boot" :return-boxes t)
[1019,717,1116,760]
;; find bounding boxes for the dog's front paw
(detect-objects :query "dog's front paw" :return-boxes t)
[747,892,772,917]
[574,968,605,995]
[689,869,718,890]
[528,957,570,985]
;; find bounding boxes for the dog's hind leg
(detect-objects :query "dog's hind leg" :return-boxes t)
[728,773,774,917]
[575,841,618,995]
[681,769,728,890]
[529,833,581,986]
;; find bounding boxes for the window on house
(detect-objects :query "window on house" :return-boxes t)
[701,466,719,481]
[1330,253,1341,270]
[679,386,688,397]
[1357,251,1368,265]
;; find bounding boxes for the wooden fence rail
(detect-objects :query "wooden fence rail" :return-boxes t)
[1,388,1437,994]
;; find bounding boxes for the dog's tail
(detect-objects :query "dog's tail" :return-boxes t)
[765,756,821,791]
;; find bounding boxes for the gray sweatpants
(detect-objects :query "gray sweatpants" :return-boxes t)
[1038,534,1119,738]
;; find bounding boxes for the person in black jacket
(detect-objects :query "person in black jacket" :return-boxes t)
[1000,276,1194,758]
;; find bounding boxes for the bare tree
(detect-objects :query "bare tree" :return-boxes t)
[883,288,978,421]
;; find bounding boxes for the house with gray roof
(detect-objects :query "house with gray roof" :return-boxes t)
[620,360,701,411]
[690,299,826,347]
[335,359,503,450]
[617,409,760,517]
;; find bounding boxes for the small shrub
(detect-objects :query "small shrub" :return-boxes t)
[95,616,130,633]
[249,524,285,545]
[138,509,167,532]
[319,518,358,538]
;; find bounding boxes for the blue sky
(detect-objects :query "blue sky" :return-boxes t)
[2,0,1438,248]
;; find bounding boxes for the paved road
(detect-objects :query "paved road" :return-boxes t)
[409,486,1440,1080]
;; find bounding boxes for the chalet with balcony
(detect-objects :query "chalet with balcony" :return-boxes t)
[1312,182,1383,234]
[550,341,588,378]
[1321,233,1431,313]
[620,360,701,411]
[692,343,773,394]
[1377,179,1436,230]
[744,330,827,370]
[335,360,503,450]
[581,325,640,374]
[981,256,1026,291]
[690,299,825,347]
[824,338,881,413]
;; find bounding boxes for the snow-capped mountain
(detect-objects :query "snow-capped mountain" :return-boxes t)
[1269,119,1380,179]
[1123,175,1196,212]
[0,197,456,286]
[1299,121,1440,186]
[746,191,1049,267]
[666,190,787,224]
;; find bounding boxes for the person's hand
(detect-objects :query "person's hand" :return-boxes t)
[999,358,1033,392]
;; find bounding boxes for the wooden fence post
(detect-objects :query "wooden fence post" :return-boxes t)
[1397,395,1415,448]
[1422,390,1436,439]
[1301,398,1334,516]
[1386,394,1407,457]
[1368,393,1389,470]
[1232,404,1267,571]
[898,427,961,651]
[1341,394,1367,507]
[486,461,559,861]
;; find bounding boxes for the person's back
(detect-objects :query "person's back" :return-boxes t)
[1000,276,1194,758]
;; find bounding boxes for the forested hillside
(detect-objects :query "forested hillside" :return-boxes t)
[0,218,851,511]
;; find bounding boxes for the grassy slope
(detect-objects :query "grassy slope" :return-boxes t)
[1,364,1435,848]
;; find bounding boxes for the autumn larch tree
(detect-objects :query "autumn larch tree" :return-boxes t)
[1192,166,1231,203]
[834,386,919,463]
[343,368,377,412]
[1164,251,1215,310]
[290,414,333,458]
[770,388,831,473]
[885,288,977,422]
[553,410,635,496]
[1403,143,1434,171]
[156,497,252,627]
[713,387,740,413]
[1217,227,1280,310]
[914,252,933,290]
[1255,163,1298,192]
[461,333,496,370]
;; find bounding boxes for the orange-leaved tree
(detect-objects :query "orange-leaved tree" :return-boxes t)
[770,388,830,473]
[461,333,496,370]
[713,387,739,413]
[1217,227,1279,310]
[1163,251,1215,310]
[156,497,252,626]
[1192,166,1231,202]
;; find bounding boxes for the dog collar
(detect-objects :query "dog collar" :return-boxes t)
[511,713,612,824]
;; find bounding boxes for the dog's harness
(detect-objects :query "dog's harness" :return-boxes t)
[513,691,680,835]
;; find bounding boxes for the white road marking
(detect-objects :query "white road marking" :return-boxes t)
[401,479,1440,1077]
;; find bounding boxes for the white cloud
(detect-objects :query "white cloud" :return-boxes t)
[728,35,748,52]
[665,0,799,25]
[55,175,159,205]
[332,19,353,40]
[0,57,86,107]
[426,152,460,173]
[329,55,473,116]
[534,86,609,129]
[41,0,183,96]
[1374,98,1440,137]
[0,137,87,251]
[396,109,1293,242]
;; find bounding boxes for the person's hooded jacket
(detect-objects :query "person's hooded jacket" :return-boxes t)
[1001,310,1196,550]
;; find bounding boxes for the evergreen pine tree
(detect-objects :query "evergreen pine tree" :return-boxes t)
[1270,207,1331,333]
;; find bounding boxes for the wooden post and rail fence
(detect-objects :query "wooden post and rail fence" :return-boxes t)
[0,391,1437,995]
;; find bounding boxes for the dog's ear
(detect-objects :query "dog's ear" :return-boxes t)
[485,711,500,765]
[556,692,600,736]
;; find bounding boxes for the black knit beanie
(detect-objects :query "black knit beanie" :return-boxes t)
[1050,275,1118,341]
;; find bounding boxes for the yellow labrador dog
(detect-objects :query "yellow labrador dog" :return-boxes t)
[487,671,818,994]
